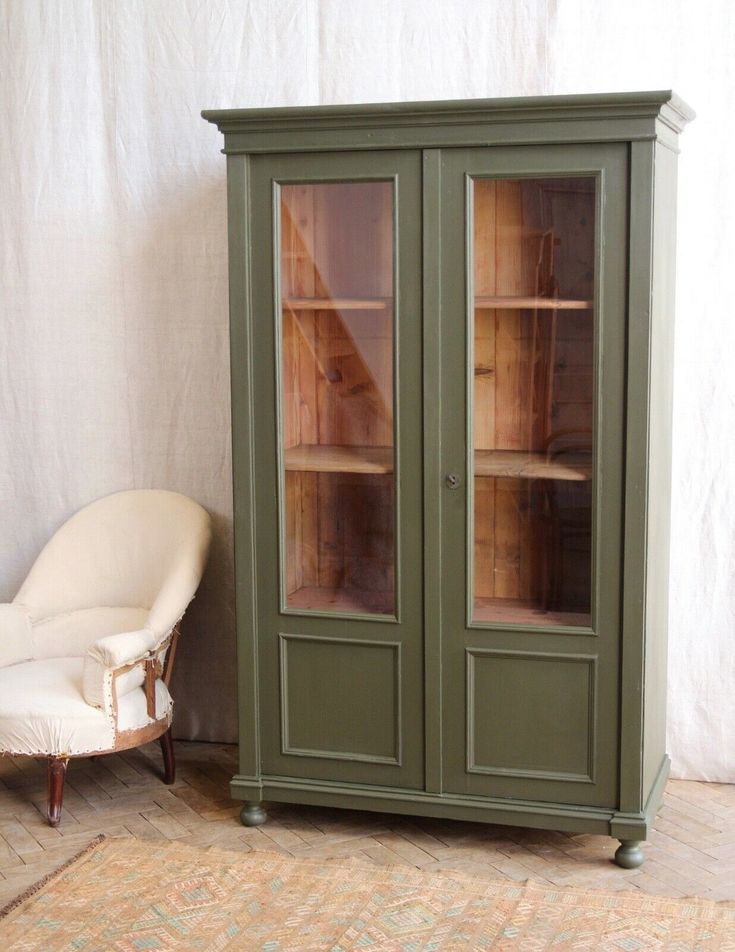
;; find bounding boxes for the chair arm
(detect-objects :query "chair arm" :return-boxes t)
[82,628,158,715]
[0,604,33,668]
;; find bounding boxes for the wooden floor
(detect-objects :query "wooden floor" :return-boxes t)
[1,741,734,907]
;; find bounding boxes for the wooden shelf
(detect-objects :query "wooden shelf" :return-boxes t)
[285,444,393,474]
[283,297,389,311]
[285,445,591,481]
[288,586,394,615]
[474,449,592,482]
[475,296,592,310]
[473,597,591,628]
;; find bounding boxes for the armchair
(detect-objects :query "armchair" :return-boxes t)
[0,490,211,825]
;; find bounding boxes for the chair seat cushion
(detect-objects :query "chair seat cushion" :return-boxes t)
[0,658,172,757]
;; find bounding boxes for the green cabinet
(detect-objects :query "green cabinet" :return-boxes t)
[203,92,693,868]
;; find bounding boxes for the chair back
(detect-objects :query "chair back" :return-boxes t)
[15,490,211,637]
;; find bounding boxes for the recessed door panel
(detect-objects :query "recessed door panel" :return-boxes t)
[280,635,400,763]
[250,150,424,789]
[438,144,628,806]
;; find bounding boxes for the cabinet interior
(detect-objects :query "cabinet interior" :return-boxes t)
[279,176,595,625]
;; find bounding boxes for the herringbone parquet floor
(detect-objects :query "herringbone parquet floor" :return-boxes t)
[1,742,733,908]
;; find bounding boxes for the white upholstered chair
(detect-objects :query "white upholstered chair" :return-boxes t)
[0,490,211,825]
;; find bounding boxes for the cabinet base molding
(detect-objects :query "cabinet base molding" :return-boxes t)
[232,777,630,839]
[230,755,669,859]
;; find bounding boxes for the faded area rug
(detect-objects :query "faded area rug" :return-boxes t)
[1,836,734,950]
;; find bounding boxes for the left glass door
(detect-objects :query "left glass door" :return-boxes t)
[248,150,424,789]
[280,181,396,616]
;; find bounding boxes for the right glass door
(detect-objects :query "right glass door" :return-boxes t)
[471,175,594,628]
[439,145,628,807]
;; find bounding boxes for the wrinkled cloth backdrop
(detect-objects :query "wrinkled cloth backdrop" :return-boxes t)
[1,0,733,779]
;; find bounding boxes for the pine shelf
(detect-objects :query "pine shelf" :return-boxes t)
[285,445,591,481]
[474,449,592,482]
[475,296,592,310]
[283,297,389,310]
[284,444,394,474]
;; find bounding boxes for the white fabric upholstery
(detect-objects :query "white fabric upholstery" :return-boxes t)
[0,490,210,757]
[15,491,211,640]
[118,680,173,734]
[31,607,149,659]
[87,629,157,669]
[0,658,173,756]
[0,658,115,756]
[0,604,33,668]
[82,628,156,713]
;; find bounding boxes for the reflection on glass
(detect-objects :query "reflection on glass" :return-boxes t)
[472,177,595,627]
[280,182,395,615]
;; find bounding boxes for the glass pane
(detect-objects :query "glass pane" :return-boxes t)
[471,177,595,627]
[279,182,395,615]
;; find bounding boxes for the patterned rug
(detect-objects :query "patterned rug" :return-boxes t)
[1,836,734,950]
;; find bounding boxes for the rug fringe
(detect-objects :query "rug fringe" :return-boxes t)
[0,833,106,920]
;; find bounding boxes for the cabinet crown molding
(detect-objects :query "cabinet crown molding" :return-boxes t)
[202,90,694,138]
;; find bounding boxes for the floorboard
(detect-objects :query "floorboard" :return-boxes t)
[1,742,733,905]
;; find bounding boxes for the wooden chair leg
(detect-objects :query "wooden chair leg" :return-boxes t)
[160,728,175,785]
[47,757,68,827]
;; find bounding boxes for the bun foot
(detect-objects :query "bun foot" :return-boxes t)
[240,802,267,827]
[615,839,644,869]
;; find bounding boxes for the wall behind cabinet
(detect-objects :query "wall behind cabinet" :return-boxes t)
[1,0,732,780]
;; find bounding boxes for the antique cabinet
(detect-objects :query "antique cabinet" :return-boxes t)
[203,92,693,867]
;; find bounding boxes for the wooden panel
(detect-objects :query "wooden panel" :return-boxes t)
[468,651,594,779]
[474,478,495,598]
[285,444,393,474]
[281,635,400,762]
[283,297,387,310]
[476,296,591,309]
[475,449,591,481]
[285,445,591,480]
[473,598,590,628]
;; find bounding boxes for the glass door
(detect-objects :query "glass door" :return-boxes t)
[279,181,396,617]
[471,175,594,628]
[249,150,424,789]
[438,144,628,806]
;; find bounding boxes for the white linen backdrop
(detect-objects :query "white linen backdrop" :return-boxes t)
[1,0,733,779]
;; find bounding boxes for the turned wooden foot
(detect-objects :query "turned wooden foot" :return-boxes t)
[47,757,68,827]
[240,801,267,827]
[614,839,645,869]
[159,728,175,785]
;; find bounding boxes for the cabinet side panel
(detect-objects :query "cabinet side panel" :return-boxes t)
[227,154,260,780]
[642,142,678,797]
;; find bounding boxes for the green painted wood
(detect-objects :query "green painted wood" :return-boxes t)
[611,755,670,841]
[208,92,692,858]
[615,841,645,869]
[422,149,444,795]
[240,802,267,826]
[202,91,694,156]
[249,777,617,835]
[203,90,693,128]
[467,651,596,780]
[248,149,425,790]
[225,154,261,781]
[619,139,656,816]
[438,143,628,808]
[643,141,680,800]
